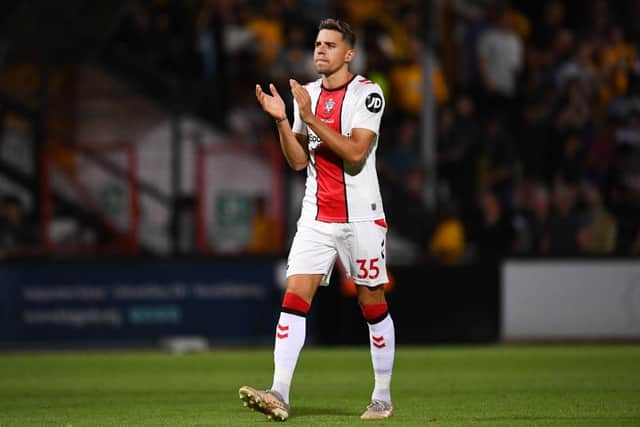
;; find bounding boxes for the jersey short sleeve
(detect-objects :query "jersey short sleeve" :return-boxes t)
[291,98,308,135]
[351,85,385,135]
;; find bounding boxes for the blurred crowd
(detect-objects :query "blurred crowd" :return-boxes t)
[431,0,640,262]
[3,0,639,262]
[61,0,640,261]
[422,0,640,263]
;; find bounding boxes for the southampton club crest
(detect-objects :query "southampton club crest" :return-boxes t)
[324,98,335,114]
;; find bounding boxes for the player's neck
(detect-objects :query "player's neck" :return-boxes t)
[321,68,354,90]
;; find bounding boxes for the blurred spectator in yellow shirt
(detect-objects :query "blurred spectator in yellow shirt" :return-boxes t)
[246,0,285,67]
[389,38,450,115]
[428,200,465,265]
[598,25,637,116]
[578,180,617,254]
[245,195,281,254]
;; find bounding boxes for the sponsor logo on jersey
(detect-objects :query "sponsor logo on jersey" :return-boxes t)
[308,133,322,149]
[365,93,383,113]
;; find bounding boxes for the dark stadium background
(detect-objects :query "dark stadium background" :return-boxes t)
[0,0,638,349]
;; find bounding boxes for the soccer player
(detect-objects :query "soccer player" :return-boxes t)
[239,18,395,421]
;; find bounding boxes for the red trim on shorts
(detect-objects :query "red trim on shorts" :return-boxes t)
[374,218,387,228]
[360,303,388,322]
[282,292,310,315]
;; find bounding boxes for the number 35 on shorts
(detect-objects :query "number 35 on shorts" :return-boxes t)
[356,258,381,279]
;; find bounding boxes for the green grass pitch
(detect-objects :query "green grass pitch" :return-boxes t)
[0,345,638,426]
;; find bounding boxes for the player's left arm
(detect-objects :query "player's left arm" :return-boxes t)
[290,79,377,165]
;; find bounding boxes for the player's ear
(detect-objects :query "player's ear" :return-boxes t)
[345,49,355,63]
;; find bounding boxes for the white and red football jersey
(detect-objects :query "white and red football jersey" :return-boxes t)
[292,74,386,223]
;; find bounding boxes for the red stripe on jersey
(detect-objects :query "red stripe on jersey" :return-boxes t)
[358,77,375,84]
[315,86,348,222]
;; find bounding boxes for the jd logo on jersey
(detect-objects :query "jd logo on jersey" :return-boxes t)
[365,93,383,113]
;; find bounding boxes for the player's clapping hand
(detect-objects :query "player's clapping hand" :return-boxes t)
[290,79,312,123]
[256,83,287,122]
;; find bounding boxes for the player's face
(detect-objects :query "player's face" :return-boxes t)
[313,29,354,76]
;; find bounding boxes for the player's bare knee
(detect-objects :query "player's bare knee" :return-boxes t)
[356,284,386,306]
[285,274,323,304]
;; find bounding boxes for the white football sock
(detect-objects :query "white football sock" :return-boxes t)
[367,314,395,403]
[271,312,306,404]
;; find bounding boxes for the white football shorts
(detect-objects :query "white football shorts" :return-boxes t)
[286,218,389,287]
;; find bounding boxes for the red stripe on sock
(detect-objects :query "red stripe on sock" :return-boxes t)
[360,303,388,322]
[282,292,310,314]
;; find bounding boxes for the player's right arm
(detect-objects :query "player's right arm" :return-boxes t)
[256,83,308,171]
